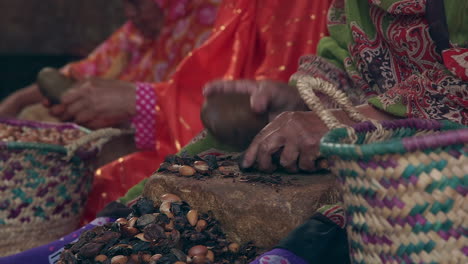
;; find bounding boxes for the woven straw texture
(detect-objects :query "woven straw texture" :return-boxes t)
[0,119,120,257]
[297,77,468,264]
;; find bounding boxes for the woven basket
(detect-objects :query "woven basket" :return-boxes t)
[0,119,128,257]
[297,76,468,264]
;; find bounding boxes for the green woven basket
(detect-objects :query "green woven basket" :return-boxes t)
[321,119,467,264]
[297,76,468,264]
[0,119,126,257]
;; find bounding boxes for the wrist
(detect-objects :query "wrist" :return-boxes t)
[126,83,138,118]
[132,83,157,150]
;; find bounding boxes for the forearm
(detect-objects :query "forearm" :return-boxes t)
[2,84,42,109]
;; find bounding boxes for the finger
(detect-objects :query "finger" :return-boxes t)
[250,87,270,113]
[74,110,96,126]
[242,137,261,169]
[49,104,66,117]
[42,99,51,107]
[203,80,224,96]
[234,80,257,94]
[61,84,86,104]
[61,99,88,121]
[257,134,285,172]
[298,147,318,172]
[279,142,300,173]
[83,119,104,130]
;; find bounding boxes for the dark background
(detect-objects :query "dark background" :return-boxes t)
[0,0,126,100]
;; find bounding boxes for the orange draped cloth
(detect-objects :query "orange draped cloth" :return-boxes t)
[83,0,333,222]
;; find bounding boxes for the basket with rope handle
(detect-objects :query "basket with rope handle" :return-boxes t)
[296,76,468,264]
[0,119,132,257]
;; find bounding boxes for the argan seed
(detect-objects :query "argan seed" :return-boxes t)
[115,218,128,225]
[187,210,198,226]
[191,255,207,264]
[195,219,208,232]
[179,165,196,176]
[228,242,240,253]
[165,220,175,231]
[160,201,171,214]
[161,193,182,203]
[188,245,208,257]
[95,255,108,263]
[134,233,150,242]
[206,250,215,262]
[111,255,128,264]
[128,217,138,228]
[194,161,209,173]
[121,226,139,237]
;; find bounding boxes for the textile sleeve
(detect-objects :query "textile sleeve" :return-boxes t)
[132,83,157,150]
[60,22,134,80]
[367,71,468,124]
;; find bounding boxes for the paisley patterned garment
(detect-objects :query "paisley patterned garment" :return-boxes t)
[290,0,468,125]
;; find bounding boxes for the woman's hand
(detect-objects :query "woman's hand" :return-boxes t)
[242,111,329,173]
[48,78,137,129]
[203,80,308,121]
[0,84,42,117]
[242,105,397,173]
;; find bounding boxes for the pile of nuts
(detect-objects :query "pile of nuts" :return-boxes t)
[158,155,238,180]
[159,154,328,186]
[58,195,258,264]
[0,123,86,145]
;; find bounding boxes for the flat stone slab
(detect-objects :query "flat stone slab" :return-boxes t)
[143,166,339,249]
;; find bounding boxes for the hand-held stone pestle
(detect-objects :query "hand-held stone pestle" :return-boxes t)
[201,93,269,150]
[37,67,75,104]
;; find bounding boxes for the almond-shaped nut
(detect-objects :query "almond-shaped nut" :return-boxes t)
[228,242,240,253]
[195,219,208,232]
[134,233,150,242]
[128,217,138,228]
[188,245,208,257]
[218,166,235,175]
[121,226,139,237]
[194,161,209,173]
[160,201,174,218]
[165,220,175,231]
[150,254,163,261]
[206,250,215,262]
[95,255,108,263]
[179,165,196,176]
[187,210,198,226]
[316,158,329,170]
[115,218,128,226]
[161,193,182,203]
[168,164,182,172]
[111,255,128,264]
[142,254,152,262]
[191,255,208,264]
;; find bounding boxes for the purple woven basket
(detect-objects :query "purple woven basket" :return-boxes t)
[0,119,99,257]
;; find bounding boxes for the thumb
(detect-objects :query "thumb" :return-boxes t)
[250,84,272,113]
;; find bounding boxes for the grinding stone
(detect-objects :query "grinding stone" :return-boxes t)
[143,166,339,249]
[37,67,75,104]
[201,93,269,149]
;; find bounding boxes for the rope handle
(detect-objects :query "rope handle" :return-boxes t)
[65,127,134,160]
[296,76,386,143]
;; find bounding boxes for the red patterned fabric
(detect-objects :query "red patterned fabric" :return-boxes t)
[443,48,468,82]
[82,0,334,223]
